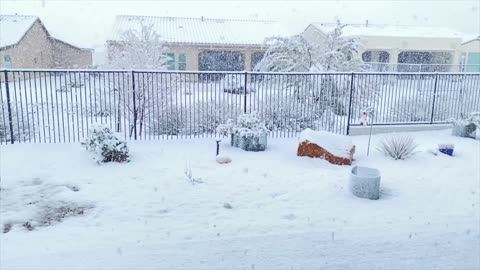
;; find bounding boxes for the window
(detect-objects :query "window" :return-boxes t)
[362,51,389,63]
[164,52,175,70]
[198,51,245,80]
[3,54,12,68]
[362,51,372,62]
[199,51,245,71]
[178,53,187,70]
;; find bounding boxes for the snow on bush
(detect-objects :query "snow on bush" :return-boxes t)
[217,112,269,137]
[149,100,240,136]
[0,101,31,142]
[221,74,251,94]
[452,112,480,139]
[254,20,364,73]
[81,125,129,163]
[377,134,418,160]
[217,112,269,151]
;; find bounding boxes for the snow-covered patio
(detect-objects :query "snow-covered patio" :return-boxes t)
[1,129,479,269]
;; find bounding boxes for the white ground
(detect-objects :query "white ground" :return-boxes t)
[1,129,479,270]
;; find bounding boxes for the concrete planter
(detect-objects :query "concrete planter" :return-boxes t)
[349,166,381,200]
[231,133,267,152]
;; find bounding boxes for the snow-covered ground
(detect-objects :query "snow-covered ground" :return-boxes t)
[1,129,479,269]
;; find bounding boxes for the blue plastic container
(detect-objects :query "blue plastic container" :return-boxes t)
[438,145,454,156]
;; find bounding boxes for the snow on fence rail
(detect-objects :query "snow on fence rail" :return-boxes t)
[1,69,479,144]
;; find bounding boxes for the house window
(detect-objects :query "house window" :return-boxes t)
[4,54,12,68]
[198,50,245,80]
[199,51,245,71]
[362,51,389,63]
[178,53,187,70]
[164,52,175,70]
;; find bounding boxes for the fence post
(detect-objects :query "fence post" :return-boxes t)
[430,73,439,124]
[243,71,248,113]
[131,70,137,140]
[3,70,14,144]
[346,73,355,135]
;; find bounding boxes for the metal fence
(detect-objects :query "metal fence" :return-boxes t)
[366,62,480,73]
[1,69,479,144]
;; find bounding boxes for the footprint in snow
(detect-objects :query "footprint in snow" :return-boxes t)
[283,214,296,220]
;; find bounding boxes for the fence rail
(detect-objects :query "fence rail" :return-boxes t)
[366,62,480,73]
[1,69,479,144]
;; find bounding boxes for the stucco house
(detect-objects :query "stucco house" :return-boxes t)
[460,37,480,72]
[107,15,291,71]
[0,15,93,69]
[303,22,465,72]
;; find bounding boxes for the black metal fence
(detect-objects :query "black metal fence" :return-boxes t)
[1,69,479,144]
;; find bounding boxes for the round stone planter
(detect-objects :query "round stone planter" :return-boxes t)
[349,166,381,200]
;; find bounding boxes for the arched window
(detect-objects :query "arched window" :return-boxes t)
[362,51,390,63]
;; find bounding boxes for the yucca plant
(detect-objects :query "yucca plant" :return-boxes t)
[377,134,418,160]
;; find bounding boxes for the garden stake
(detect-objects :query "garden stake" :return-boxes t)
[367,124,374,156]
[216,140,221,156]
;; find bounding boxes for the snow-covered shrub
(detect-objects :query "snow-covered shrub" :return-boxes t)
[217,112,269,151]
[377,134,418,160]
[452,112,480,139]
[0,101,31,143]
[221,74,251,94]
[216,119,235,136]
[390,95,433,122]
[81,125,129,163]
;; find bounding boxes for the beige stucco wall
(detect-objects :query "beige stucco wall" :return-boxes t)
[303,24,463,65]
[163,43,265,71]
[51,40,93,68]
[107,41,265,71]
[0,20,53,68]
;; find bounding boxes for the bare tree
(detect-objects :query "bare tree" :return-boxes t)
[106,23,171,137]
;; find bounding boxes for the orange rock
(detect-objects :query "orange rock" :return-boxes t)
[297,141,355,165]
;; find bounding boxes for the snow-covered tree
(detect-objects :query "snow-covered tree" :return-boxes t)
[254,20,364,73]
[253,20,376,129]
[106,23,174,137]
[314,21,365,72]
[107,24,170,70]
[253,35,314,72]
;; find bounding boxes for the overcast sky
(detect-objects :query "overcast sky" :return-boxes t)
[1,0,479,48]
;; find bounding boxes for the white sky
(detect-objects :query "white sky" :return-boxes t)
[0,0,479,48]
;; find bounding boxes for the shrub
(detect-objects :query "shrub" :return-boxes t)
[217,112,269,137]
[221,74,250,94]
[377,134,418,160]
[81,125,129,163]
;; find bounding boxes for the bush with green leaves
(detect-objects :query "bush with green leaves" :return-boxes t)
[81,125,129,163]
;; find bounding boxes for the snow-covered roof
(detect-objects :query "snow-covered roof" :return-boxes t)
[0,15,38,48]
[110,15,291,46]
[462,37,480,45]
[312,23,464,39]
